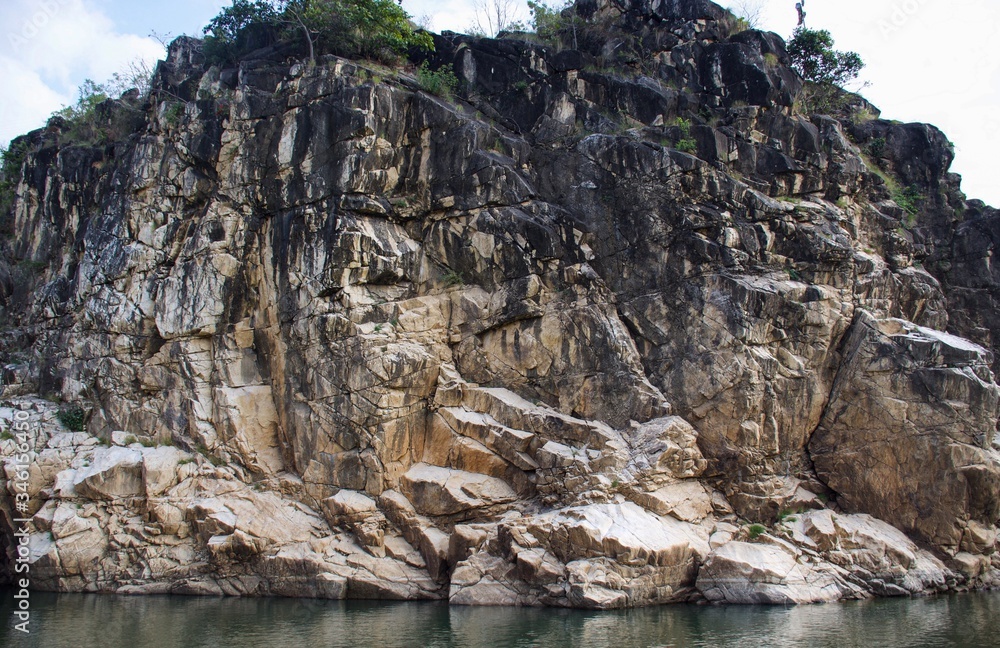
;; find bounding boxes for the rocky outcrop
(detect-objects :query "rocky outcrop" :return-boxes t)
[2,0,1000,606]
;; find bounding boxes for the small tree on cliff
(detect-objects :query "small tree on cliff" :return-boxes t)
[787,27,863,87]
[788,26,864,115]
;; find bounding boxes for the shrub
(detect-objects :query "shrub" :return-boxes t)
[443,269,465,287]
[747,523,767,540]
[851,107,876,124]
[668,116,692,137]
[794,81,851,116]
[893,185,922,219]
[57,405,87,432]
[417,62,459,99]
[676,138,697,154]
[49,64,152,145]
[867,136,886,159]
[163,102,186,127]
[527,0,571,43]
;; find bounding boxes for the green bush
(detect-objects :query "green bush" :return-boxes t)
[867,136,886,159]
[163,102,186,127]
[893,185,922,220]
[747,523,767,540]
[417,62,459,99]
[57,405,87,432]
[676,138,697,154]
[527,0,571,43]
[49,64,152,146]
[794,81,851,116]
[669,116,691,137]
[443,269,465,287]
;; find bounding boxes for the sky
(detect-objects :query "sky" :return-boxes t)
[0,0,997,204]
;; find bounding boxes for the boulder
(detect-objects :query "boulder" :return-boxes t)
[810,312,1000,551]
[400,463,518,517]
[696,540,862,604]
[73,447,144,499]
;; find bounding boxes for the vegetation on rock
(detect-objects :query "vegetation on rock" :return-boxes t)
[203,0,433,64]
[787,27,863,87]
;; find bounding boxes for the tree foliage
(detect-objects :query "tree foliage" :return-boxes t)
[787,27,863,86]
[203,0,433,64]
[527,1,572,42]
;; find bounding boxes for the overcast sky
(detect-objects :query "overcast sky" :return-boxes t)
[1,0,997,204]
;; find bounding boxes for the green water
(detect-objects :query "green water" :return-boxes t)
[1,589,998,647]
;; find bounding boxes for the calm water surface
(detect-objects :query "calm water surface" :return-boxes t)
[2,588,998,647]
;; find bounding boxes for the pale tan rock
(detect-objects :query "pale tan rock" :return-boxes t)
[212,386,285,475]
[696,541,863,604]
[73,447,144,499]
[142,446,190,496]
[629,480,714,522]
[786,510,951,595]
[400,463,518,517]
[810,312,1000,551]
[51,503,107,576]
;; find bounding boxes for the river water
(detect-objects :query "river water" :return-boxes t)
[1,589,998,647]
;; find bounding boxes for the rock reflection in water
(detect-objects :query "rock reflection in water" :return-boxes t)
[2,591,998,647]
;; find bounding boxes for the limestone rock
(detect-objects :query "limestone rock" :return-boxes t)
[400,463,518,517]
[73,447,144,499]
[810,312,1000,551]
[696,541,863,604]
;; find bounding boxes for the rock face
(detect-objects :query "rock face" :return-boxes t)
[2,0,1000,605]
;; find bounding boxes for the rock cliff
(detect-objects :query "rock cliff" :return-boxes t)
[2,0,999,607]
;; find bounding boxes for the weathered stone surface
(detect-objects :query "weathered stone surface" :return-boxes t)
[73,447,144,500]
[400,463,519,517]
[785,510,951,595]
[696,540,863,604]
[1,0,999,606]
[450,502,705,608]
[810,312,1000,551]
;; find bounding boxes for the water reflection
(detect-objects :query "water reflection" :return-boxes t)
[1,589,998,647]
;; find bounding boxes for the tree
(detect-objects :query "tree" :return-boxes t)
[526,1,574,45]
[203,0,279,63]
[471,0,526,38]
[203,0,432,65]
[787,27,863,86]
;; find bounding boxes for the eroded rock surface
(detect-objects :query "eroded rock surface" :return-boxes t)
[2,0,1000,605]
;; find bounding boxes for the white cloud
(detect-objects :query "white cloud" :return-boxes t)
[0,0,164,145]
